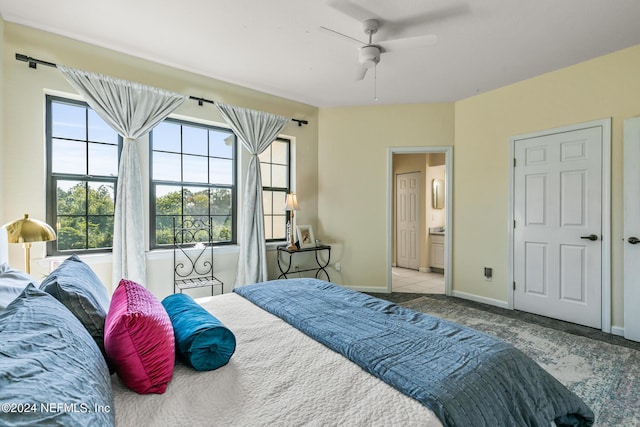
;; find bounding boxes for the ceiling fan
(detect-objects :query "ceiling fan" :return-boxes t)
[321,0,468,80]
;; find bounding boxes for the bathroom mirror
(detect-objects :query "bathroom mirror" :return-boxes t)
[432,178,444,209]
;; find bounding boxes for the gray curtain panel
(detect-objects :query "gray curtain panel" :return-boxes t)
[215,103,290,286]
[59,65,186,287]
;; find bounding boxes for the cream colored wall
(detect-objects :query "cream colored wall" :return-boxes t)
[1,22,318,297]
[454,43,640,328]
[318,44,640,329]
[317,104,455,290]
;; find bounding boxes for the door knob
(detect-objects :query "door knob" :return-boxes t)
[580,234,598,241]
[629,237,640,245]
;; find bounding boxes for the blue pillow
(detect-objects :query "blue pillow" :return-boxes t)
[0,263,38,312]
[162,293,236,371]
[0,285,114,426]
[40,254,110,357]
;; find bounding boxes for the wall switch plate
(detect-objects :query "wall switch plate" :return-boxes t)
[334,262,341,271]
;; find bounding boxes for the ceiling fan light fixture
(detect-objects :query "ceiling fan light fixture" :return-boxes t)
[359,45,380,68]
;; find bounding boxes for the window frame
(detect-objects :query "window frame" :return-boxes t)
[148,117,238,250]
[261,137,292,243]
[45,95,122,256]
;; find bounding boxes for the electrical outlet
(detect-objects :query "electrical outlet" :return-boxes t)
[484,267,492,281]
[334,262,341,272]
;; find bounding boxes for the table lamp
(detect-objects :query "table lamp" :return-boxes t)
[2,214,57,274]
[284,192,299,250]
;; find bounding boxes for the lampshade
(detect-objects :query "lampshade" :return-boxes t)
[3,214,57,243]
[284,193,299,211]
[2,214,57,274]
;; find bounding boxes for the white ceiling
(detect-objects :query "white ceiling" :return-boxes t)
[1,0,640,108]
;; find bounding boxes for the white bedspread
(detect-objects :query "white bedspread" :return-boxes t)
[113,293,441,427]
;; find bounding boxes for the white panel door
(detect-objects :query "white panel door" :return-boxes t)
[396,172,420,270]
[514,127,602,328]
[623,117,640,342]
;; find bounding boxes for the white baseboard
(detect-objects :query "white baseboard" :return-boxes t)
[348,286,390,294]
[611,326,625,337]
[451,290,510,310]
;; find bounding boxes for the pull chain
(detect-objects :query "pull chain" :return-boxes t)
[374,65,378,101]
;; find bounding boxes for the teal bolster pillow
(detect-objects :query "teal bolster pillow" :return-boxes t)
[162,293,236,371]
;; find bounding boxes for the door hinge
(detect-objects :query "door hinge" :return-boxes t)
[513,281,516,290]
[513,158,516,167]
[514,220,516,228]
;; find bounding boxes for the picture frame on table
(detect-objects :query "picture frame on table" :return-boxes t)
[296,225,315,249]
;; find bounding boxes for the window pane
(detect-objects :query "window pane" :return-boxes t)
[271,141,288,164]
[52,102,86,140]
[211,216,232,242]
[57,216,87,251]
[151,119,236,248]
[153,152,181,181]
[273,215,286,240]
[184,187,210,216]
[52,139,86,175]
[209,158,233,185]
[88,143,119,176]
[88,182,115,215]
[263,191,273,215]
[258,147,271,163]
[156,216,175,245]
[260,163,271,187]
[57,180,86,216]
[210,188,232,215]
[155,185,182,215]
[88,109,118,144]
[183,126,208,155]
[264,216,273,240]
[209,130,233,158]
[272,165,287,188]
[260,139,289,242]
[48,98,119,255]
[273,191,287,216]
[153,121,181,153]
[183,154,208,183]
[88,215,113,249]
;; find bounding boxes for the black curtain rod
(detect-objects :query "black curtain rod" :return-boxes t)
[16,53,309,127]
[16,53,57,69]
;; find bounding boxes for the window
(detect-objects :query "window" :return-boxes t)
[260,138,291,241]
[46,96,121,255]
[150,119,236,248]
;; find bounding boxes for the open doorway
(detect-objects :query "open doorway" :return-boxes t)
[387,147,452,295]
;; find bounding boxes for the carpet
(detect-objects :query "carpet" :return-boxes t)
[377,294,640,427]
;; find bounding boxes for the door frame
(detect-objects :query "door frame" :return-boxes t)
[623,117,640,341]
[387,146,453,295]
[507,118,611,333]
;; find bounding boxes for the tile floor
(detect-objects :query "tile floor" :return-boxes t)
[392,267,445,294]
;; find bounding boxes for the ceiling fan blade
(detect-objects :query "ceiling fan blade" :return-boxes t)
[381,4,470,39]
[328,0,380,22]
[379,34,437,52]
[319,25,365,45]
[355,65,368,81]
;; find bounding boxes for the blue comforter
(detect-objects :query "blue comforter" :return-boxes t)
[235,279,594,427]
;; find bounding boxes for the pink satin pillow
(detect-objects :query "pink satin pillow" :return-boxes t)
[104,279,175,394]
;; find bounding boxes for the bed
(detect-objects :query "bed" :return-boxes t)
[0,256,593,427]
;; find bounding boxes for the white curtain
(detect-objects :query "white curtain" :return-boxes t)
[215,103,290,286]
[59,66,186,287]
